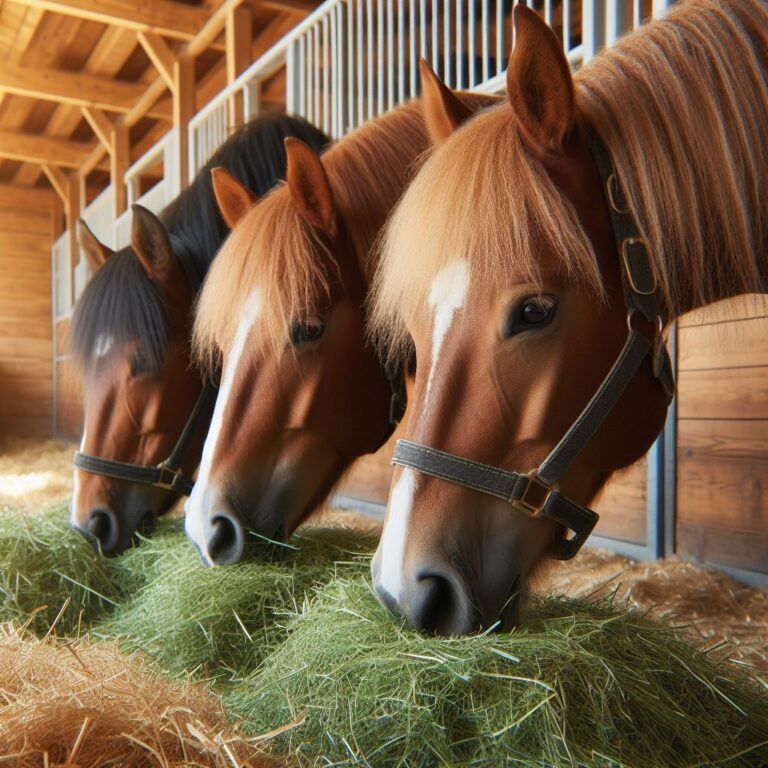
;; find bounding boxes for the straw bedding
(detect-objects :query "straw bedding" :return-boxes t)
[1,440,768,766]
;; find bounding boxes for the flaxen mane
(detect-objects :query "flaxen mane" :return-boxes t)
[372,0,768,361]
[70,114,329,375]
[193,94,496,367]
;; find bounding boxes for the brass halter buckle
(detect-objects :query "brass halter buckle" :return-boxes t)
[155,462,185,491]
[515,471,557,518]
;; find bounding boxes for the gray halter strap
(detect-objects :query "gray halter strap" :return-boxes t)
[391,135,674,560]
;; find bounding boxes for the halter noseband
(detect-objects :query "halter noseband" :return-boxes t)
[391,135,675,560]
[74,252,217,499]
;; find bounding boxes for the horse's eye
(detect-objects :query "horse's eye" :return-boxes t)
[291,315,325,345]
[504,296,557,337]
[129,350,150,377]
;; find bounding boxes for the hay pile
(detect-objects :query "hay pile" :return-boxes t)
[1,508,768,766]
[0,624,275,767]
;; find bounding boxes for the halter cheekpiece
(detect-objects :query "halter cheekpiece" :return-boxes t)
[391,135,675,560]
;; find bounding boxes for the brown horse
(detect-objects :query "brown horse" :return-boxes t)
[186,86,497,565]
[69,115,329,555]
[370,0,767,634]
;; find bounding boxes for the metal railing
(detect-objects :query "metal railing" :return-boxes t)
[52,233,71,322]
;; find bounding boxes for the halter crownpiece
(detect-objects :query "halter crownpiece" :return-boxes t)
[391,134,675,560]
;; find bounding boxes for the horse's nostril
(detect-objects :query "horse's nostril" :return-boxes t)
[406,572,476,636]
[87,508,119,554]
[207,513,245,565]
[137,511,156,537]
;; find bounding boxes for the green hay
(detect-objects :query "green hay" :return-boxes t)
[0,506,125,634]
[226,577,768,768]
[97,526,376,680]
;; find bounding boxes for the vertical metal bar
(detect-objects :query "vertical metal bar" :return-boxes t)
[377,0,384,115]
[287,37,297,114]
[398,0,406,104]
[653,0,672,16]
[633,0,642,28]
[455,0,463,90]
[410,0,417,97]
[307,26,315,124]
[420,0,427,74]
[367,0,374,119]
[357,0,364,125]
[663,323,678,556]
[298,34,306,119]
[646,437,664,560]
[495,0,502,76]
[324,15,331,134]
[606,0,626,46]
[348,0,355,133]
[481,0,488,82]
[582,0,605,63]
[387,0,394,109]
[336,3,344,135]
[468,0,476,87]
[544,0,552,25]
[443,0,450,86]
[563,0,571,51]
[432,0,439,71]
[50,246,57,437]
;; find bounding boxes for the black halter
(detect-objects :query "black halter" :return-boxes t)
[390,136,675,560]
[73,250,217,499]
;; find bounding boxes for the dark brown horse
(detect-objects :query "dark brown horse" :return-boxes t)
[185,86,498,565]
[370,1,767,634]
[69,114,329,555]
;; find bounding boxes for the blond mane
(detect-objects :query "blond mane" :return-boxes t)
[194,94,496,366]
[372,0,768,361]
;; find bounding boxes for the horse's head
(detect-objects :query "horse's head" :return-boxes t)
[370,8,669,634]
[185,139,393,565]
[70,208,202,554]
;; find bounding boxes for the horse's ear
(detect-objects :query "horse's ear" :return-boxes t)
[211,167,258,230]
[131,204,174,283]
[285,137,336,237]
[77,218,113,272]
[419,58,473,144]
[507,5,574,157]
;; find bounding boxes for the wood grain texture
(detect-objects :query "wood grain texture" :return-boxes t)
[0,207,53,438]
[679,316,768,371]
[677,367,768,420]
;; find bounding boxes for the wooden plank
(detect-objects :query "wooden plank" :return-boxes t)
[0,60,171,118]
[0,185,57,211]
[226,4,252,126]
[110,124,129,217]
[679,316,768,371]
[677,523,768,574]
[0,130,93,168]
[81,106,113,151]
[679,295,768,327]
[677,419,768,534]
[677,367,768,420]
[0,210,52,235]
[137,31,177,91]
[592,459,647,544]
[9,0,211,42]
[174,56,195,190]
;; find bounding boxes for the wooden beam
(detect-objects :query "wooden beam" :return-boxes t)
[226,4,253,127]
[42,165,69,203]
[81,107,113,151]
[9,0,211,42]
[111,125,129,217]
[186,0,245,58]
[137,31,176,92]
[0,61,171,119]
[0,184,57,211]
[174,56,195,190]
[0,130,94,168]
[260,0,318,14]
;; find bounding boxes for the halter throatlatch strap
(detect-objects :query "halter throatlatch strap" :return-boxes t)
[391,135,675,560]
[74,380,217,497]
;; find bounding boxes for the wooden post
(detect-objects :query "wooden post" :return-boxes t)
[110,123,129,217]
[174,55,195,190]
[65,174,80,306]
[226,4,253,128]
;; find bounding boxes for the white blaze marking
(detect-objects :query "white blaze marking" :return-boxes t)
[70,429,87,527]
[94,333,113,358]
[376,259,469,600]
[185,289,262,562]
[377,468,418,601]
[424,259,469,403]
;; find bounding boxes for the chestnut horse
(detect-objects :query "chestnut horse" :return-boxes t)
[370,0,767,634]
[69,114,329,555]
[186,87,497,565]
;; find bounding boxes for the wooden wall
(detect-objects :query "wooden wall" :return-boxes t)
[676,296,768,574]
[54,318,83,441]
[0,195,55,439]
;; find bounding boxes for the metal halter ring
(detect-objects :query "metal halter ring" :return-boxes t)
[514,471,557,518]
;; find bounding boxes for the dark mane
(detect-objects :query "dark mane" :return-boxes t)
[70,112,330,374]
